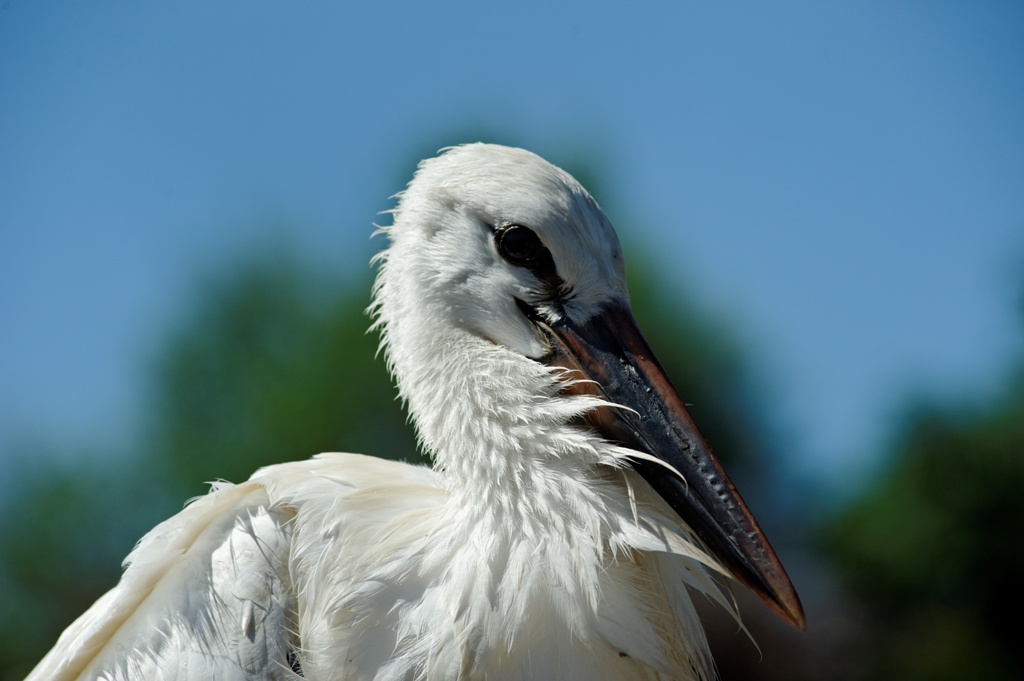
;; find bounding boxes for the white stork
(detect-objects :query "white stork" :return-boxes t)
[28,143,803,681]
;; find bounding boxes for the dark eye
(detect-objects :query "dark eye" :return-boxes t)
[497,225,542,265]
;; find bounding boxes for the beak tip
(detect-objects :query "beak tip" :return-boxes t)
[732,540,806,631]
[761,579,806,631]
[781,597,807,631]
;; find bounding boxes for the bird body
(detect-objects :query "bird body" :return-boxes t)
[29,144,802,681]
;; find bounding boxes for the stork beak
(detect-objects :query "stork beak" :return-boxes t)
[538,302,806,630]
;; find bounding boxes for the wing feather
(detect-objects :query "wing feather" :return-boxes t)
[27,481,298,681]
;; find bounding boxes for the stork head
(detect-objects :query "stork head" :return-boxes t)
[375,143,628,358]
[373,143,805,630]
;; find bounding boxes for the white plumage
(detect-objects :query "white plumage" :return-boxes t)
[29,144,802,681]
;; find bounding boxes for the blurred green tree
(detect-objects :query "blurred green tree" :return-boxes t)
[823,369,1024,680]
[0,458,150,680]
[146,249,423,499]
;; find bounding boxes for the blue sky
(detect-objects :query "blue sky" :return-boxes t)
[2,1,1022,487]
